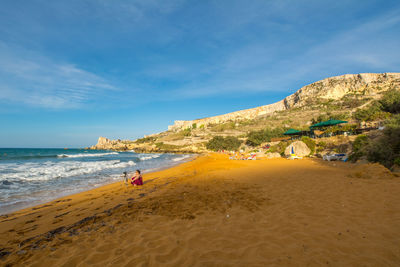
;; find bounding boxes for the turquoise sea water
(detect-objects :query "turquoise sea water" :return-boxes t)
[0,148,191,214]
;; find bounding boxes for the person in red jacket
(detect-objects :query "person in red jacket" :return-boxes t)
[131,169,143,186]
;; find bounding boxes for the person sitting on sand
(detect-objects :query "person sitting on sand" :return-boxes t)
[131,170,143,186]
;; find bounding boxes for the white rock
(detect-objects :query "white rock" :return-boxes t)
[284,141,311,157]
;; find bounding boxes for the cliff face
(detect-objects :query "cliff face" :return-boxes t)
[168,101,286,131]
[168,73,400,131]
[90,136,199,153]
[90,72,400,152]
[90,137,128,150]
[283,73,400,109]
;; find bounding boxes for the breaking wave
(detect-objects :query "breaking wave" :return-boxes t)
[57,152,119,158]
[139,154,161,161]
[172,155,191,162]
[0,160,136,182]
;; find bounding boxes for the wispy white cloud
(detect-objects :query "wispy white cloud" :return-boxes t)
[1,0,399,108]
[153,6,400,100]
[0,42,117,109]
[301,8,400,63]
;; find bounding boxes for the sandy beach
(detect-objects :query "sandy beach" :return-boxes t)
[1,154,400,266]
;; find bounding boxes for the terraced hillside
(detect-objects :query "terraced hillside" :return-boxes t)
[90,73,400,153]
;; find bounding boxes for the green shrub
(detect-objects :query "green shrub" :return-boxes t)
[301,136,315,155]
[268,141,290,156]
[192,123,197,129]
[337,143,349,153]
[246,130,266,146]
[365,138,394,168]
[348,130,400,167]
[135,136,157,144]
[311,114,329,124]
[349,135,369,162]
[365,118,400,168]
[267,146,278,153]
[155,142,164,148]
[353,103,390,121]
[316,141,327,152]
[323,124,357,134]
[331,113,350,121]
[238,119,255,127]
[379,89,400,114]
[210,121,236,132]
[353,90,400,121]
[341,96,367,108]
[384,113,400,128]
[246,127,286,147]
[155,142,181,150]
[340,123,357,132]
[181,128,192,136]
[206,136,242,151]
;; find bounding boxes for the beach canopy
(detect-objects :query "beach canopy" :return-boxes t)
[310,119,348,129]
[283,128,302,135]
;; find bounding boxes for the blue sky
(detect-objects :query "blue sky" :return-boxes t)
[0,0,399,148]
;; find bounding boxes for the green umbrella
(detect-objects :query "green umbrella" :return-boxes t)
[283,128,302,135]
[310,119,348,129]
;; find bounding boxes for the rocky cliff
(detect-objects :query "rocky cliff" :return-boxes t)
[91,72,400,152]
[168,73,400,131]
[90,137,128,150]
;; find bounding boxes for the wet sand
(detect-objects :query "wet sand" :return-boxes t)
[1,154,400,266]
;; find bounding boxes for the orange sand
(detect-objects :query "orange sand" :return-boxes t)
[1,154,400,266]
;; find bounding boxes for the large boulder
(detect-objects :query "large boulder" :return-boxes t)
[284,141,311,157]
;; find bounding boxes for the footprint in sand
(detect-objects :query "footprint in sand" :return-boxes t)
[17,225,38,234]
[54,211,70,218]
[32,204,52,210]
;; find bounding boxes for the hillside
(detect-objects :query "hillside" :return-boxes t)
[90,73,400,153]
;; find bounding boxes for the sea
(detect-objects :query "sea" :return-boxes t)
[0,148,192,215]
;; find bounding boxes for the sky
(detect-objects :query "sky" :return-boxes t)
[0,0,399,148]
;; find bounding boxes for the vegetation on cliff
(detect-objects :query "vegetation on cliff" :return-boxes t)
[300,136,316,155]
[349,90,400,169]
[206,136,242,151]
[135,136,157,144]
[311,112,349,124]
[246,127,286,147]
[90,73,400,159]
[267,141,290,155]
[168,73,400,131]
[349,115,400,169]
[353,89,400,122]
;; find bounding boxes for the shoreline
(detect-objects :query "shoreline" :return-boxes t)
[1,154,400,266]
[0,153,198,216]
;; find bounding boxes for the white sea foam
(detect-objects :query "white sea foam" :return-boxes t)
[57,152,119,158]
[0,150,195,215]
[139,154,161,161]
[0,160,136,182]
[172,155,191,162]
